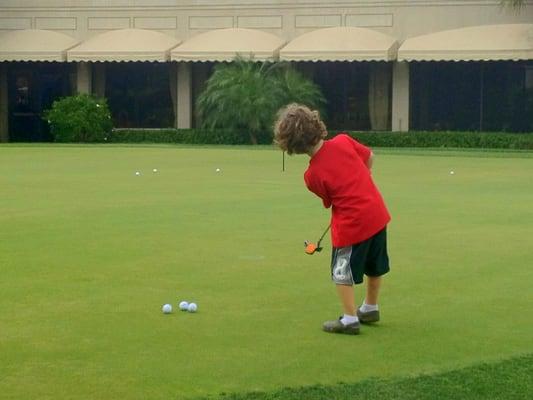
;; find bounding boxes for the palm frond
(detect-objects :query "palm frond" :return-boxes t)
[196,58,327,142]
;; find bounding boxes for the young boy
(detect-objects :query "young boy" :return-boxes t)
[274,103,391,335]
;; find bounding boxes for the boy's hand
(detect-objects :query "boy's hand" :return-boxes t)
[366,152,374,170]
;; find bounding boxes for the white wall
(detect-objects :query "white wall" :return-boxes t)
[0,1,532,42]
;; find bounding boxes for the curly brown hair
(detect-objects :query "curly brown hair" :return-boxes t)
[274,103,327,155]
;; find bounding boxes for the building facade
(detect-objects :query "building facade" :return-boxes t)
[0,0,532,141]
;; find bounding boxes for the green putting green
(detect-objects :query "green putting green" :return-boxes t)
[0,145,532,400]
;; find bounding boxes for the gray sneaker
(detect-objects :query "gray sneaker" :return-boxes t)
[322,317,360,335]
[357,308,380,323]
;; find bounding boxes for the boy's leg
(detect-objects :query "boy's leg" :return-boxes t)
[336,284,357,316]
[365,276,381,305]
[323,283,360,334]
[323,246,360,334]
[358,228,389,323]
[358,276,381,323]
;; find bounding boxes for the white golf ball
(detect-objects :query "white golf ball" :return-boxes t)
[450,171,455,175]
[216,168,221,173]
[187,302,198,313]
[162,304,172,314]
[135,171,141,176]
[153,168,158,173]
[179,301,189,311]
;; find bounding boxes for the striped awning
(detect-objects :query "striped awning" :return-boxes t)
[171,28,286,62]
[398,24,533,61]
[68,28,181,62]
[279,27,399,62]
[0,29,79,62]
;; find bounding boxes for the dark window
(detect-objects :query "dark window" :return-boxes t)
[106,63,174,128]
[8,62,74,142]
[312,62,371,131]
[410,61,533,132]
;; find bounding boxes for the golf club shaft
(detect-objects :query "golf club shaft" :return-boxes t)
[317,224,331,247]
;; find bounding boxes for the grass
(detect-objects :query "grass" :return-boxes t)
[0,145,532,400]
[201,354,533,400]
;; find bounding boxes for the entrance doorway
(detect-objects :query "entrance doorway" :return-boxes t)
[8,62,75,142]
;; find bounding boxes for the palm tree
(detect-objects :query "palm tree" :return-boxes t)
[197,58,325,144]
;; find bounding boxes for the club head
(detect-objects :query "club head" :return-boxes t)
[305,242,318,255]
[304,224,330,255]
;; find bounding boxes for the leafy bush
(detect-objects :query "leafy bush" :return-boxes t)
[44,94,112,142]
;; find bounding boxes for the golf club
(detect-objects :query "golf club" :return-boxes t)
[304,224,331,255]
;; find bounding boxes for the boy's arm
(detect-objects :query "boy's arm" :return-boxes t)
[320,194,332,209]
[304,173,332,208]
[342,133,372,168]
[366,151,374,170]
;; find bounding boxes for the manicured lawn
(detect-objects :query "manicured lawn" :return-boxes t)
[205,354,533,400]
[0,145,532,400]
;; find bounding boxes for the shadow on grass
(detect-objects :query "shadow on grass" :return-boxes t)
[193,354,532,400]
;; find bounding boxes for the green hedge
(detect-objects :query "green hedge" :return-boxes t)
[106,128,533,150]
[107,128,272,145]
[340,131,533,150]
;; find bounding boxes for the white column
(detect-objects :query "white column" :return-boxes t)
[177,63,192,129]
[0,64,8,142]
[76,62,92,94]
[392,61,410,132]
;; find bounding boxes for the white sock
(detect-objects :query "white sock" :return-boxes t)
[340,314,359,325]
[360,302,379,313]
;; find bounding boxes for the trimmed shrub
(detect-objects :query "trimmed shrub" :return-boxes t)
[108,128,272,145]
[335,131,533,150]
[107,128,533,150]
[44,94,112,142]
